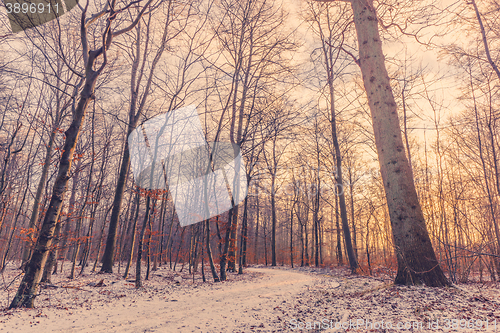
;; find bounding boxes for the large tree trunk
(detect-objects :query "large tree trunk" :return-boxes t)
[41,218,62,283]
[21,120,58,268]
[58,173,80,270]
[8,0,153,305]
[350,0,449,286]
[9,71,98,308]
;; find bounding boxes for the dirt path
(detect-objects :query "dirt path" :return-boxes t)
[1,268,329,332]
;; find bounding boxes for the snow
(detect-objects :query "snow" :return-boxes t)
[1,263,499,332]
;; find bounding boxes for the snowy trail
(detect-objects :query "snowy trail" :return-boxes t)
[1,268,324,332]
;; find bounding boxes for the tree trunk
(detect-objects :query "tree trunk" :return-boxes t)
[100,141,134,272]
[124,192,141,279]
[201,224,206,282]
[348,170,357,259]
[327,63,357,272]
[2,171,30,272]
[313,180,320,267]
[335,193,343,265]
[158,196,167,266]
[304,216,309,266]
[9,70,98,308]
[100,4,171,272]
[290,201,295,268]
[219,209,232,281]
[350,0,449,286]
[227,207,239,272]
[300,222,304,267]
[471,0,500,82]
[41,218,62,283]
[206,220,220,282]
[58,173,80,271]
[136,196,151,288]
[238,195,249,274]
[271,175,277,266]
[146,206,154,281]
[21,120,58,268]
[254,186,259,264]
[80,205,98,276]
[264,215,268,266]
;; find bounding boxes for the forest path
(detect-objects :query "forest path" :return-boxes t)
[2,267,331,332]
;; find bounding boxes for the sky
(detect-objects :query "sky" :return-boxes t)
[0,0,478,147]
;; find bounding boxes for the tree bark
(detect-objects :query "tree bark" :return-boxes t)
[350,0,449,286]
[238,195,249,274]
[136,195,151,288]
[254,186,260,264]
[9,0,154,306]
[21,116,59,268]
[271,174,277,266]
[101,5,172,272]
[320,31,358,271]
[219,209,232,281]
[124,192,140,279]
[9,70,97,308]
[290,200,295,268]
[100,140,134,272]
[41,218,62,283]
[206,220,219,282]
[335,193,343,265]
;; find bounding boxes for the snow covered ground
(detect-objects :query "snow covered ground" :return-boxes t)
[1,263,499,332]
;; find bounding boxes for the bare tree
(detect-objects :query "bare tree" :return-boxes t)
[307,1,358,272]
[10,0,154,308]
[208,0,297,276]
[315,0,449,286]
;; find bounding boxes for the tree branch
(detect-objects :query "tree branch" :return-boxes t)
[112,0,155,37]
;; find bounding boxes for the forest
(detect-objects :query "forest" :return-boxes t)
[0,0,500,330]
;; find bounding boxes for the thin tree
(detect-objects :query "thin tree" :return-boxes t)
[307,2,358,271]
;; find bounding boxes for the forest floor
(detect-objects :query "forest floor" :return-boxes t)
[0,262,499,332]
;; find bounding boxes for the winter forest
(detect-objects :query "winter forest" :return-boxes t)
[1,0,500,331]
